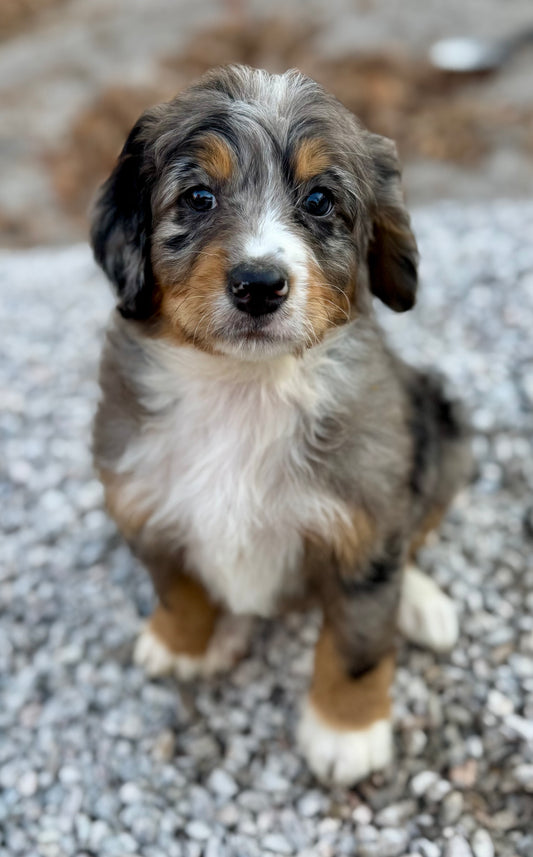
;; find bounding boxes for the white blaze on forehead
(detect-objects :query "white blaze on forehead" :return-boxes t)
[244,212,309,283]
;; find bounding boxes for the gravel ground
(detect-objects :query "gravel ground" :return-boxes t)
[1,201,533,856]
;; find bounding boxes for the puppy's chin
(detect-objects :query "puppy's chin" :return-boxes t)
[212,312,309,361]
[214,334,300,361]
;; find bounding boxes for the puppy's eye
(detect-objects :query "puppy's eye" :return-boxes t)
[301,188,334,217]
[183,187,217,212]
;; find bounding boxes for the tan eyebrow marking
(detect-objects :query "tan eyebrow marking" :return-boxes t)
[293,138,331,183]
[195,134,235,182]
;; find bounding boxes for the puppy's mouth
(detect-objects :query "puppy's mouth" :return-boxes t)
[213,302,303,357]
[229,311,281,337]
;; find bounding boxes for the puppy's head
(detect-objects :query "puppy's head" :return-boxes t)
[91,65,418,358]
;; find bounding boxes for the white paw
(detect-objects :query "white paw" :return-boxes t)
[133,615,253,680]
[297,699,393,786]
[398,565,459,652]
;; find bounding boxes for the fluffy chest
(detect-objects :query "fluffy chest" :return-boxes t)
[118,347,350,615]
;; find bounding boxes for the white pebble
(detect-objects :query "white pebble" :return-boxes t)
[410,770,440,797]
[186,821,211,841]
[207,768,238,798]
[262,833,294,854]
[445,835,473,857]
[16,771,38,797]
[471,829,494,857]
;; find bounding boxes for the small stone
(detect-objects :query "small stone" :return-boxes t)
[204,839,225,857]
[152,730,175,762]
[129,814,159,845]
[405,728,428,756]
[16,771,38,797]
[471,829,494,857]
[486,689,514,717]
[440,791,464,824]
[100,832,138,854]
[297,790,326,818]
[427,779,452,803]
[119,713,144,739]
[445,835,473,857]
[504,714,533,742]
[375,801,416,827]
[513,763,533,791]
[58,765,81,786]
[411,839,441,857]
[379,827,410,856]
[449,759,477,789]
[357,825,378,843]
[119,782,143,804]
[89,820,110,851]
[262,833,294,854]
[216,803,240,827]
[207,768,238,798]
[258,771,290,792]
[489,809,516,831]
[75,813,91,844]
[358,844,381,857]
[352,804,373,825]
[319,817,341,836]
[410,770,439,797]
[185,821,211,841]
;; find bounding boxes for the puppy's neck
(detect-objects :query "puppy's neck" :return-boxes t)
[133,321,355,400]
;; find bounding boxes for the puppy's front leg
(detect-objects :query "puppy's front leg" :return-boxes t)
[133,552,252,680]
[299,541,401,785]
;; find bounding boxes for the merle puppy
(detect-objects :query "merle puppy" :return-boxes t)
[91,65,470,785]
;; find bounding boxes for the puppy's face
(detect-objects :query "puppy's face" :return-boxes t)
[92,66,418,358]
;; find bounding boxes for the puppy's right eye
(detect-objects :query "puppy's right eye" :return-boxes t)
[183,187,217,212]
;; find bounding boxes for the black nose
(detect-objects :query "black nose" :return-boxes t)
[228,264,289,316]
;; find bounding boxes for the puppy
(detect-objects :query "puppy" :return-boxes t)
[91,65,470,785]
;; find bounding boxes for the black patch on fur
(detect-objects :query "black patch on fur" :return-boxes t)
[338,535,402,597]
[164,232,189,254]
[90,116,155,320]
[406,372,466,497]
[398,254,418,283]
[348,661,375,680]
[366,132,419,312]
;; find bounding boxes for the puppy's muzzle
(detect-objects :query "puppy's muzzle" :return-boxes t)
[228,263,289,317]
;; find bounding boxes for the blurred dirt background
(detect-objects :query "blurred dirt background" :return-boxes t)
[1,0,533,248]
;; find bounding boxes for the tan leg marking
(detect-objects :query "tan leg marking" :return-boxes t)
[298,625,395,785]
[150,575,219,657]
[134,575,253,680]
[309,626,394,730]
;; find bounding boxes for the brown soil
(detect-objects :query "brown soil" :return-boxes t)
[47,17,530,228]
[0,0,68,41]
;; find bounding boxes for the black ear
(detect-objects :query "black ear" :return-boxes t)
[366,133,418,312]
[90,113,156,319]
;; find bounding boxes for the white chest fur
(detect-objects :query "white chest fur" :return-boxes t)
[116,341,351,616]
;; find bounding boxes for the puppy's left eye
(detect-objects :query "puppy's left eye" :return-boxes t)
[183,187,217,212]
[301,188,334,217]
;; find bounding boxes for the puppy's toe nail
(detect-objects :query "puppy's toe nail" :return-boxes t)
[399,565,459,652]
[297,699,393,786]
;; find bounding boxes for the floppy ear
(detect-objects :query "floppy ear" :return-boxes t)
[90,114,156,319]
[366,133,418,312]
